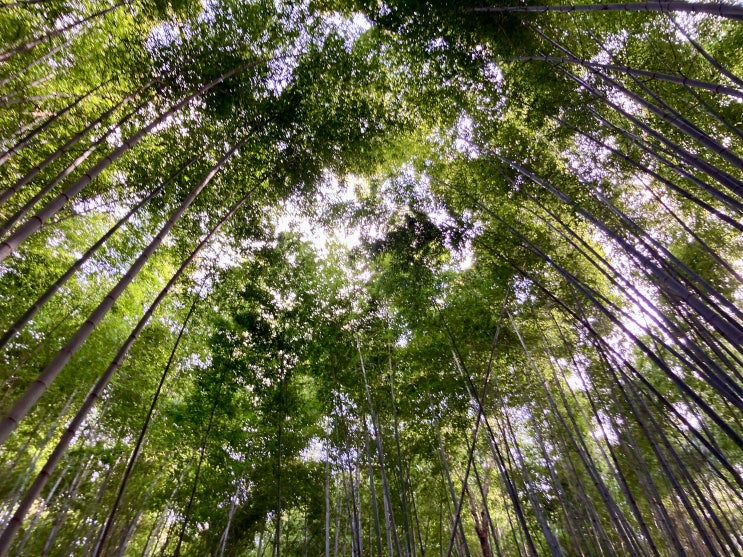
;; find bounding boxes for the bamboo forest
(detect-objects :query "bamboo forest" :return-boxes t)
[2,0,743,555]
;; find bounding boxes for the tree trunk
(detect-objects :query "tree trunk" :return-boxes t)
[0,138,251,447]
[0,80,106,167]
[0,37,72,89]
[173,371,224,557]
[216,480,240,557]
[357,343,401,557]
[0,156,194,351]
[0,3,123,63]
[325,456,331,557]
[0,81,153,208]
[387,350,413,557]
[0,192,253,555]
[93,292,202,557]
[364,425,384,557]
[507,55,743,99]
[470,2,743,21]
[0,57,271,262]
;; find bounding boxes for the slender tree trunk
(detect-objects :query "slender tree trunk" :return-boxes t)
[522,177,743,400]
[333,478,341,557]
[0,155,194,352]
[509,312,647,555]
[0,408,47,509]
[93,290,204,557]
[0,3,123,63]
[325,456,331,557]
[0,191,254,555]
[387,349,413,557]
[275,409,283,557]
[0,97,147,237]
[432,415,471,557]
[0,138,251,447]
[13,458,70,554]
[559,113,743,237]
[340,465,356,557]
[215,480,240,557]
[406,467,426,557]
[364,426,384,557]
[0,56,272,262]
[540,34,743,178]
[442,303,506,557]
[507,55,743,99]
[256,520,266,557]
[670,18,743,89]
[38,464,87,557]
[0,387,76,523]
[0,80,107,167]
[355,465,363,557]
[173,372,224,557]
[563,68,743,201]
[439,174,743,450]
[472,460,502,557]
[470,2,743,20]
[115,468,165,557]
[586,105,743,216]
[487,151,743,349]
[543,315,663,556]
[357,343,401,557]
[141,467,189,557]
[0,36,72,89]
[79,455,123,557]
[0,80,153,208]
[464,482,492,557]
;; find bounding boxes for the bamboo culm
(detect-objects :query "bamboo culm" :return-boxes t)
[0,80,154,208]
[92,293,202,556]
[470,2,743,21]
[0,156,195,352]
[0,101,144,238]
[0,57,271,262]
[507,55,743,100]
[0,137,249,447]
[0,80,107,168]
[0,3,123,63]
[0,190,253,555]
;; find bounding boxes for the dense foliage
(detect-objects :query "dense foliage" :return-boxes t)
[1,0,742,555]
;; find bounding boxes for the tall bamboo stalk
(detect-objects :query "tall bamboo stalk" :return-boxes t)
[0,138,251,446]
[0,190,255,555]
[471,2,743,20]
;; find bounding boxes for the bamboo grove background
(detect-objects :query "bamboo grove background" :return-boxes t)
[0,0,742,555]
